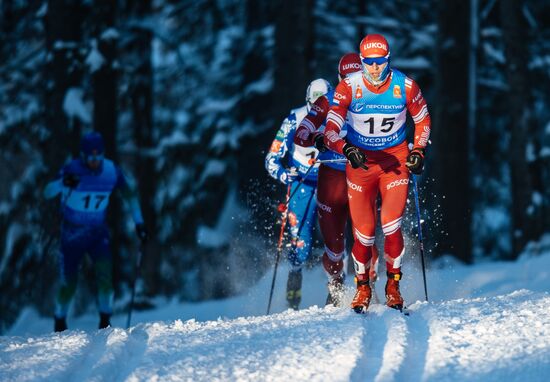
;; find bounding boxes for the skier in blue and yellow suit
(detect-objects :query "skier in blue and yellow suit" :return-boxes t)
[44,131,148,332]
[265,78,331,310]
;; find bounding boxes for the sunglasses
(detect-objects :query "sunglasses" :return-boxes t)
[86,153,104,162]
[362,56,389,66]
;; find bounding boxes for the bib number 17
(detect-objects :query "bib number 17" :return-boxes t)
[82,194,106,210]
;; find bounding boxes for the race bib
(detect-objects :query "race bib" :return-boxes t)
[292,145,319,169]
[348,110,406,137]
[65,190,111,212]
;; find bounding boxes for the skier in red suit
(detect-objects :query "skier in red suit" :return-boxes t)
[294,53,380,306]
[324,34,431,313]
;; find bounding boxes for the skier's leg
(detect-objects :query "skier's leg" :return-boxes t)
[287,183,317,266]
[286,182,316,309]
[346,163,378,312]
[378,155,409,309]
[89,226,114,328]
[317,165,349,306]
[54,226,86,331]
[346,164,378,282]
[317,165,348,278]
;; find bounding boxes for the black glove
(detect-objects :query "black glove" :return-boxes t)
[343,144,368,170]
[313,133,327,153]
[62,173,80,188]
[406,148,425,175]
[136,223,149,244]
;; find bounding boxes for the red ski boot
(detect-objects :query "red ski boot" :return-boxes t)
[385,271,404,311]
[351,279,371,314]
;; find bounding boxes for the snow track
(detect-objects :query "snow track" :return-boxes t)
[1,291,550,381]
[124,308,363,382]
[393,305,430,382]
[3,249,550,382]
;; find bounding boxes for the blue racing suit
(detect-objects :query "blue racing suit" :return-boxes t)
[44,157,144,318]
[265,105,319,269]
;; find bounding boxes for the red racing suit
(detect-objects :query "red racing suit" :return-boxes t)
[295,93,380,281]
[324,69,431,281]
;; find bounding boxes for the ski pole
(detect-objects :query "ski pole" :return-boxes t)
[126,243,144,328]
[314,158,347,164]
[411,174,429,302]
[267,184,291,315]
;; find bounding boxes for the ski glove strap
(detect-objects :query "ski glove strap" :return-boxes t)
[406,148,425,175]
[343,144,368,170]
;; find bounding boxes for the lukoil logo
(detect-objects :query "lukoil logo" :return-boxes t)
[342,63,361,71]
[317,201,332,213]
[311,104,323,113]
[386,178,409,190]
[347,179,363,192]
[363,42,387,51]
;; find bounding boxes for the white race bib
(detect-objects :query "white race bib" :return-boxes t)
[292,145,319,169]
[348,110,407,137]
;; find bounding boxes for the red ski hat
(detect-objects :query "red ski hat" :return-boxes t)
[359,34,390,58]
[338,53,362,78]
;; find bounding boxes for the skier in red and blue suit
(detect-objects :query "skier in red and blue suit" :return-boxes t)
[294,53,380,307]
[324,34,431,313]
[265,78,331,310]
[44,131,148,331]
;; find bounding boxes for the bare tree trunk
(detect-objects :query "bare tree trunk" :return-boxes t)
[500,0,542,258]
[273,0,314,115]
[1,0,14,44]
[124,0,158,295]
[357,0,368,41]
[44,0,85,163]
[430,0,472,263]
[92,0,118,158]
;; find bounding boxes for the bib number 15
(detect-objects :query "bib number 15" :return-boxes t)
[363,117,395,134]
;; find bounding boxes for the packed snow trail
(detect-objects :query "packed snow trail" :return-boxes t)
[1,289,550,382]
[3,242,550,381]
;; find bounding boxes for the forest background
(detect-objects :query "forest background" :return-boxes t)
[1,0,549,333]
